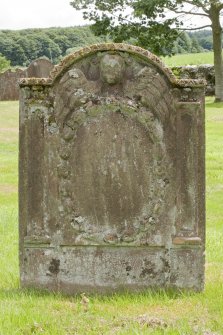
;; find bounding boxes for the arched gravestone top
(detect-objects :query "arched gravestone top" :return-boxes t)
[19,43,205,293]
[19,43,206,87]
[25,57,54,78]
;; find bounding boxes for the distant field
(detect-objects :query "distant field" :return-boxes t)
[163,51,214,67]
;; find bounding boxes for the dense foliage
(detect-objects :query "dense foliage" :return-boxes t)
[0,26,214,68]
[0,54,10,72]
[70,0,214,56]
[0,26,104,66]
[70,0,223,102]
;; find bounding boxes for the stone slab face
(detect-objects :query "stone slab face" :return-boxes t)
[19,44,206,293]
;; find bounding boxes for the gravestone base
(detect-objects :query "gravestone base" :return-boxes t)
[21,246,204,293]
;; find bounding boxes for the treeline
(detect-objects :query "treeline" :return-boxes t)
[0,26,214,68]
[173,30,213,54]
[0,26,104,66]
[189,30,213,51]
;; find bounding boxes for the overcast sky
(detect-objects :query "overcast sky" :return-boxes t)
[0,0,87,30]
[0,0,212,31]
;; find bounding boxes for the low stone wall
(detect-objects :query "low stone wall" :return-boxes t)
[171,65,215,96]
[0,58,54,101]
[0,61,215,101]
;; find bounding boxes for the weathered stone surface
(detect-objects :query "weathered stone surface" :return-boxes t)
[0,68,25,101]
[19,43,206,293]
[25,58,54,78]
[171,65,215,96]
[0,58,53,101]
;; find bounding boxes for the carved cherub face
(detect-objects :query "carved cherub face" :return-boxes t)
[100,54,125,85]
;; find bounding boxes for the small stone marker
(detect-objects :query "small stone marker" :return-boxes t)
[25,58,54,78]
[19,44,206,293]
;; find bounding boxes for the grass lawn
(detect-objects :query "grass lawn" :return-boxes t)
[0,99,223,335]
[162,52,214,67]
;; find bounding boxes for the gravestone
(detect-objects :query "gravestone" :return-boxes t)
[19,44,206,293]
[25,58,54,78]
[0,58,53,101]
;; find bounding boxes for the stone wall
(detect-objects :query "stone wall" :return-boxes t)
[19,44,206,293]
[0,60,214,101]
[171,65,215,96]
[0,58,53,101]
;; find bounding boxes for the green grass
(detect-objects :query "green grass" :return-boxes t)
[0,100,223,335]
[162,51,214,67]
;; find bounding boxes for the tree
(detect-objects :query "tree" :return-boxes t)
[0,27,104,66]
[0,35,27,66]
[191,36,203,53]
[0,54,10,72]
[16,36,40,65]
[179,31,193,52]
[70,0,223,102]
[200,37,213,50]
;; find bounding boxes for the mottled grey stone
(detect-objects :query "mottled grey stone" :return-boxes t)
[171,64,215,96]
[19,44,205,293]
[100,54,125,84]
[25,58,54,78]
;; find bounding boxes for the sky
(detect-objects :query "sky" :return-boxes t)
[0,0,212,31]
[0,0,87,30]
